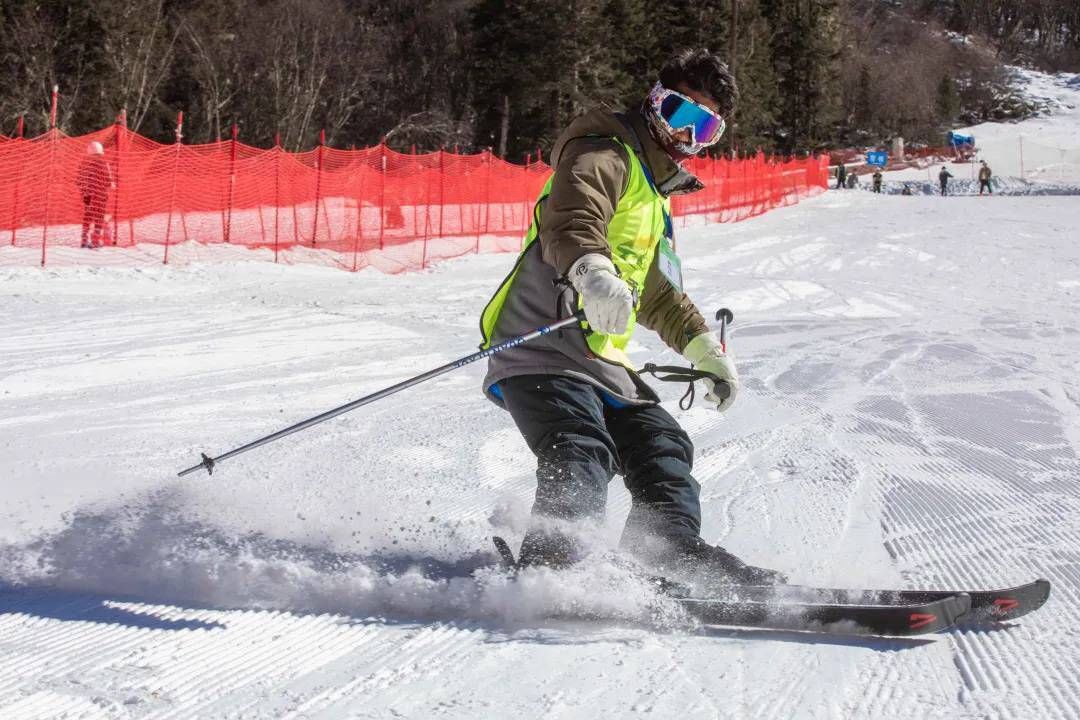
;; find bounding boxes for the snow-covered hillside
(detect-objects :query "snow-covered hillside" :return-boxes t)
[877,68,1080,190]
[2,188,1079,718]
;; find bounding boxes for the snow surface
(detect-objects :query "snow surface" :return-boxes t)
[2,187,1080,718]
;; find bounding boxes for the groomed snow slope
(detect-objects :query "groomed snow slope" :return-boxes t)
[2,190,1080,719]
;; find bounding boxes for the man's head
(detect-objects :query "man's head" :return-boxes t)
[86,141,104,156]
[645,49,737,161]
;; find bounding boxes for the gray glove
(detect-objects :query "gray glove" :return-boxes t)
[568,253,633,335]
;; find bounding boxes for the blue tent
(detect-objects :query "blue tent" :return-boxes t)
[947,131,975,148]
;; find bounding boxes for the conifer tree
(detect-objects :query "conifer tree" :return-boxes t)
[935,73,960,126]
[761,0,841,152]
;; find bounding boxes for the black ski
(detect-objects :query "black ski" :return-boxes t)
[490,537,972,636]
[673,592,971,636]
[705,579,1051,624]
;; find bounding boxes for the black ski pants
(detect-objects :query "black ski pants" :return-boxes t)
[499,374,702,552]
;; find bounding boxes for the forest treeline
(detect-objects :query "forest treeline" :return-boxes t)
[1,0,1076,157]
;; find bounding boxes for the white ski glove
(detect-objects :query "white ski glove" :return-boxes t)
[567,253,633,335]
[682,332,740,412]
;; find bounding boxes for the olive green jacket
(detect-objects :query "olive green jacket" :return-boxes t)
[482,106,710,405]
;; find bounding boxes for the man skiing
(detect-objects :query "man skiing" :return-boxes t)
[478,49,783,585]
[835,162,847,189]
[939,165,953,196]
[978,160,993,195]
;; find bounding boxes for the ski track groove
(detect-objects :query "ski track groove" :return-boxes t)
[0,690,113,720]
[146,609,345,711]
[216,623,398,718]
[229,624,416,718]
[873,442,1079,718]
[827,338,1080,720]
[132,609,276,707]
[151,610,336,719]
[160,615,384,719]
[281,623,481,719]
[0,607,162,695]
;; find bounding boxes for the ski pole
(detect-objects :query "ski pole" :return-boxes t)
[715,307,733,352]
[178,310,587,477]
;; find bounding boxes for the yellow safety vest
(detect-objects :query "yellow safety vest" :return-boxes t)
[479,138,670,369]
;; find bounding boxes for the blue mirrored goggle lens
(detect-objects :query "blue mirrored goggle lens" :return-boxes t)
[659,93,723,143]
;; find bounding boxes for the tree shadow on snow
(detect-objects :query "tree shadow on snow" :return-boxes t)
[0,583,225,631]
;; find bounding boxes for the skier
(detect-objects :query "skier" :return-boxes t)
[478,49,784,585]
[939,166,953,196]
[835,163,847,189]
[75,141,113,248]
[978,160,993,195]
[846,172,858,189]
[872,169,883,193]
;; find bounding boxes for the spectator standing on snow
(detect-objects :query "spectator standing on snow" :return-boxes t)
[835,163,847,189]
[477,49,784,585]
[872,170,883,193]
[75,141,113,248]
[939,166,953,196]
[978,161,993,195]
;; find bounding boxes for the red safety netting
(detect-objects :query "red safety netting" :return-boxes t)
[0,125,828,271]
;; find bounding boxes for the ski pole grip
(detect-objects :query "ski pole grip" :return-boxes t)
[715,307,734,351]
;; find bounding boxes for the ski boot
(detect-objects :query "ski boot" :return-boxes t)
[689,542,787,585]
[515,529,581,570]
[647,537,786,587]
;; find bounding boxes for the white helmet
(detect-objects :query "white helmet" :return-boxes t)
[86,141,104,156]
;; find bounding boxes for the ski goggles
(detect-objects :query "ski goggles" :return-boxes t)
[648,83,726,146]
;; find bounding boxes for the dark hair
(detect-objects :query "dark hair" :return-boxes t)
[659,49,738,117]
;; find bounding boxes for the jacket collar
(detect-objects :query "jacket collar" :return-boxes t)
[549,106,705,198]
[621,110,704,197]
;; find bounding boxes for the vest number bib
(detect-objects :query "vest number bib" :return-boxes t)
[657,237,683,293]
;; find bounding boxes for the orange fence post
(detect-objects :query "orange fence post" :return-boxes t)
[421,147,432,248]
[478,148,491,252]
[520,153,531,244]
[273,133,281,263]
[112,109,126,246]
[312,129,325,246]
[377,140,386,251]
[350,149,363,272]
[225,123,238,243]
[40,85,59,266]
[437,147,445,241]
[163,111,183,265]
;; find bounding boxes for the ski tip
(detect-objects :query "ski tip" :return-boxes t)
[1032,578,1052,604]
